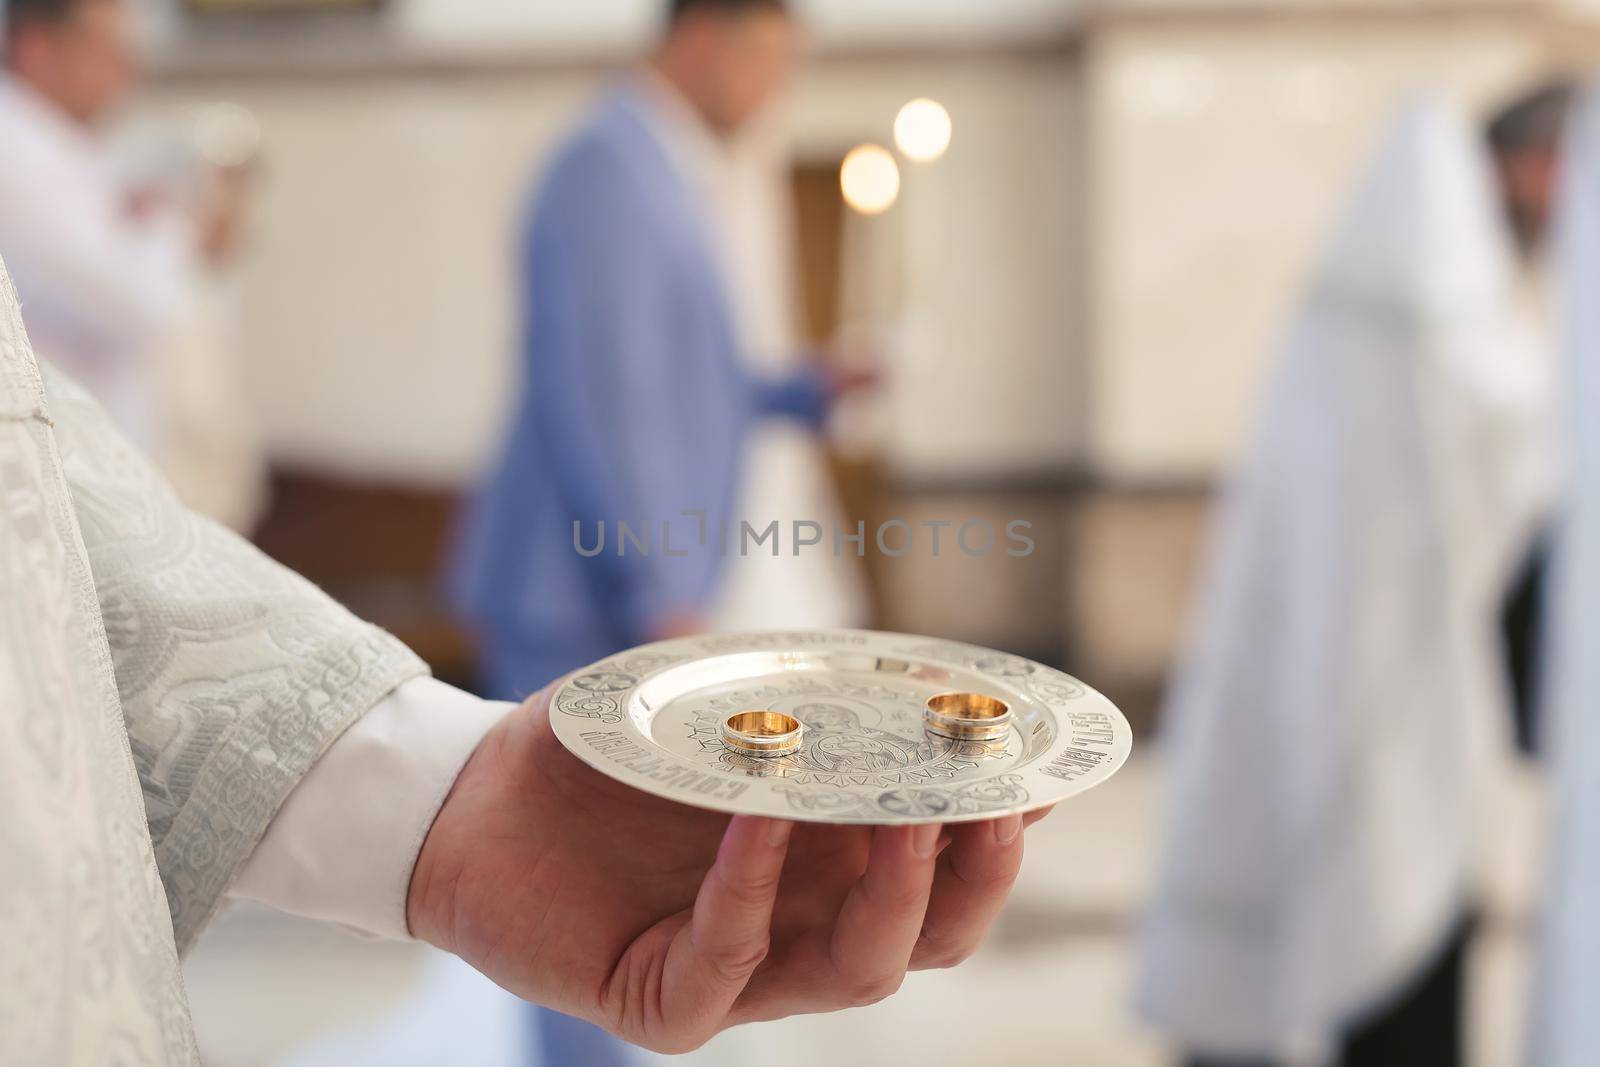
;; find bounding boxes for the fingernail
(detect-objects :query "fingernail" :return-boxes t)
[993,814,1023,845]
[913,823,942,858]
[767,819,794,848]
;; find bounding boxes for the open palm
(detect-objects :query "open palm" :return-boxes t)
[405,685,1041,1054]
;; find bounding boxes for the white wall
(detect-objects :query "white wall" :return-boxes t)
[147,73,586,483]
[398,0,1080,51]
[789,57,1085,480]
[144,3,1567,488]
[146,52,1083,484]
[137,0,1082,54]
[1083,13,1545,480]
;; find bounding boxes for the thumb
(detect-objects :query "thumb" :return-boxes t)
[657,816,793,1046]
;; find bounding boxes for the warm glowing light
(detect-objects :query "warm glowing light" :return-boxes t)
[894,98,952,162]
[840,145,900,216]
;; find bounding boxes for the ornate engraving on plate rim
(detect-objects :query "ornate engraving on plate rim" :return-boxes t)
[548,630,1131,825]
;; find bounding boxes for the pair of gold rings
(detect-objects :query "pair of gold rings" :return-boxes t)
[719,692,1012,759]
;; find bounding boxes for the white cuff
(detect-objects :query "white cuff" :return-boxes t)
[229,677,514,940]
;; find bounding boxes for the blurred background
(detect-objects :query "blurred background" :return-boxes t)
[125,0,1579,709]
[7,0,1593,1063]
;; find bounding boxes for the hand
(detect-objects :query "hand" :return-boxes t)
[196,164,253,267]
[122,184,175,223]
[825,363,882,400]
[406,685,1043,1054]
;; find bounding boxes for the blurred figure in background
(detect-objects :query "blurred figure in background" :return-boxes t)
[1138,94,1560,1067]
[451,0,866,729]
[450,0,868,1061]
[1531,79,1600,1067]
[1488,82,1577,754]
[0,0,262,529]
[1491,82,1575,261]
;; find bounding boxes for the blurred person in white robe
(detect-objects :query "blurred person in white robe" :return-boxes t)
[0,0,263,530]
[1137,97,1559,1067]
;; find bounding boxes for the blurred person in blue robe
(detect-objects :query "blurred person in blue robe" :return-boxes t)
[450,0,868,1062]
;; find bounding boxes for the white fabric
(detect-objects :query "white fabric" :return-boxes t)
[636,74,869,633]
[231,677,513,940]
[0,240,465,1060]
[151,272,267,532]
[1,244,439,1062]
[1137,100,1555,1060]
[1531,86,1600,1067]
[44,357,428,951]
[0,254,199,1066]
[0,77,193,448]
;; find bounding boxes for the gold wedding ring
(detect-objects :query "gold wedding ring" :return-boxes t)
[923,692,1012,742]
[720,710,805,758]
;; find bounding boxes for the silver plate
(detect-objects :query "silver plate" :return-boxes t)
[549,630,1132,825]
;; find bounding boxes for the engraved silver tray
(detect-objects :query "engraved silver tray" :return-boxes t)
[549,630,1132,826]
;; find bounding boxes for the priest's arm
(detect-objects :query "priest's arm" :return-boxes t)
[44,362,1039,1054]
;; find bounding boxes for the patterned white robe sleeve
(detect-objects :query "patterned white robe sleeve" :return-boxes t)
[41,349,428,954]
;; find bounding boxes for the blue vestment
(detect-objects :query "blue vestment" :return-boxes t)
[451,83,825,700]
[448,83,826,1065]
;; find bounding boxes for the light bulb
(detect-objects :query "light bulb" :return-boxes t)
[840,144,901,216]
[894,98,952,163]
